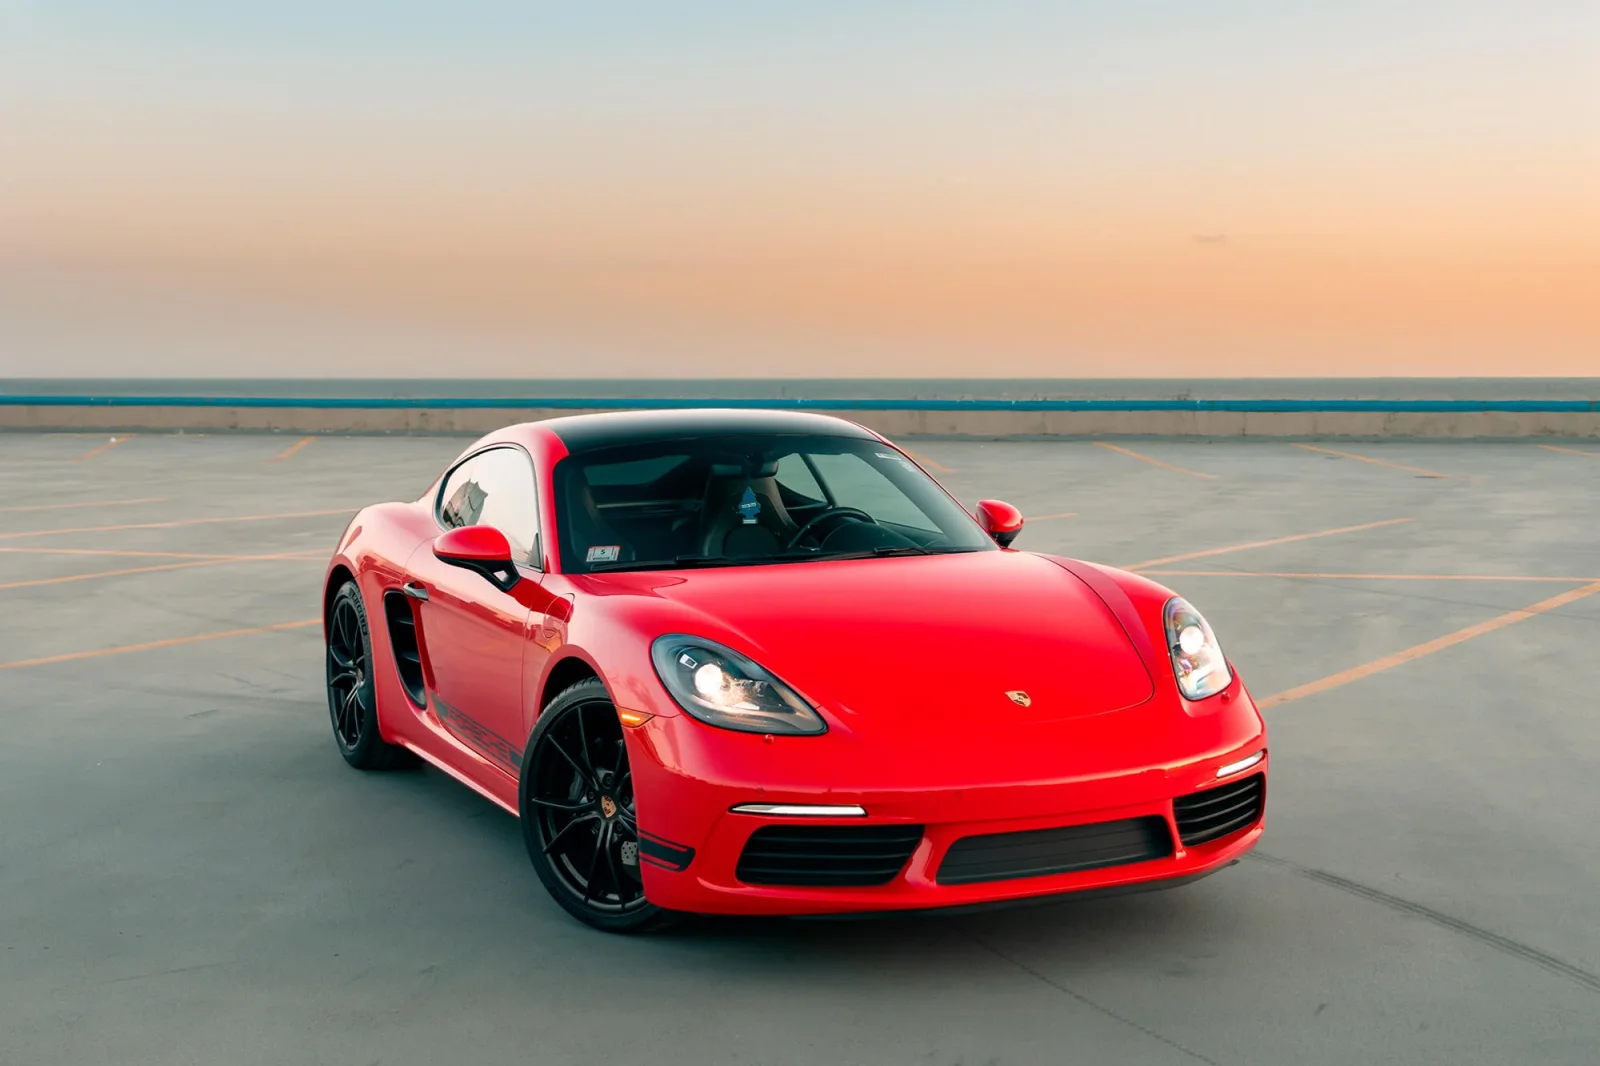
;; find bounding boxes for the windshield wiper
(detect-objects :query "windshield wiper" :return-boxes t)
[584,557,711,573]
[585,553,789,573]
[807,544,933,561]
[585,545,974,572]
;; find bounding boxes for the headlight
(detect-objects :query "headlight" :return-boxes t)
[1163,598,1232,700]
[650,635,827,735]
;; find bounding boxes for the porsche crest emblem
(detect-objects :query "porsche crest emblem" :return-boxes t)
[1005,690,1032,707]
[599,795,618,819]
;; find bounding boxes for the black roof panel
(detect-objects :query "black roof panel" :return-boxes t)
[538,408,876,453]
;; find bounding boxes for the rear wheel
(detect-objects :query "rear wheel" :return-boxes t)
[519,678,671,933]
[325,581,415,770]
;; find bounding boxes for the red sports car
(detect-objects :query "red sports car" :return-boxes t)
[323,410,1267,931]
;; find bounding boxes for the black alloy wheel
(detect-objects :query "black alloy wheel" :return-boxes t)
[325,581,414,770]
[519,678,670,932]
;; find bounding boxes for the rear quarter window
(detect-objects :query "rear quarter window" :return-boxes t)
[583,455,690,486]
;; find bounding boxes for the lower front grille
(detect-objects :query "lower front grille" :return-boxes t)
[735,824,924,887]
[1173,773,1265,846]
[936,816,1173,885]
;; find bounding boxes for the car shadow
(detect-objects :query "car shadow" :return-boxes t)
[385,756,1251,966]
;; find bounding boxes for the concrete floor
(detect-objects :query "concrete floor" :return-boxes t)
[2,431,1598,1066]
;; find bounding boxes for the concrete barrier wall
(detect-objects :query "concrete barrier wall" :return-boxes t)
[2,396,1598,438]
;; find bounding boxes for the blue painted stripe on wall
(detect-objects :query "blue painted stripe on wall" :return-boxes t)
[1,395,1597,413]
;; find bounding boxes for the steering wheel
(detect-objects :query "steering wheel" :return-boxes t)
[785,506,876,549]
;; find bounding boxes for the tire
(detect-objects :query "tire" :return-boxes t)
[519,678,674,933]
[325,580,416,771]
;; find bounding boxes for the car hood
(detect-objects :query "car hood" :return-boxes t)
[634,550,1155,731]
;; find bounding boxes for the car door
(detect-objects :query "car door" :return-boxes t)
[407,445,552,778]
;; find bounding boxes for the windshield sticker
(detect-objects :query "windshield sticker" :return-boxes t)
[585,545,621,563]
[737,485,761,524]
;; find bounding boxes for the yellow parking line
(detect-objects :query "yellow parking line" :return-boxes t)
[0,546,250,560]
[1122,517,1415,570]
[0,552,327,591]
[0,507,356,541]
[1138,569,1597,583]
[901,448,954,474]
[1026,512,1077,522]
[0,497,167,514]
[0,619,322,672]
[1258,580,1600,711]
[72,436,131,461]
[1093,442,1216,479]
[1539,444,1600,459]
[0,547,325,561]
[269,436,316,462]
[1293,443,1461,479]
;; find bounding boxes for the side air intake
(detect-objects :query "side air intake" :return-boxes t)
[383,591,427,707]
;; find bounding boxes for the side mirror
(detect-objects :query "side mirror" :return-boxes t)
[975,499,1024,548]
[433,525,520,591]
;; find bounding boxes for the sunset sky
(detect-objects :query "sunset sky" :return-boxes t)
[2,1,1596,378]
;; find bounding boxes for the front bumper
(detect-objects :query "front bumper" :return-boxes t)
[626,712,1268,916]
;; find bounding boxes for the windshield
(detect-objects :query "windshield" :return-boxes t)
[553,433,994,573]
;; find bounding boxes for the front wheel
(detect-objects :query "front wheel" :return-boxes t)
[325,581,415,770]
[519,678,671,933]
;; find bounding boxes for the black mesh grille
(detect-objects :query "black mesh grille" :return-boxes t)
[735,824,924,887]
[936,816,1172,886]
[1174,773,1264,846]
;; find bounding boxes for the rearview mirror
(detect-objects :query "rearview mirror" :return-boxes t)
[975,500,1024,548]
[433,525,520,591]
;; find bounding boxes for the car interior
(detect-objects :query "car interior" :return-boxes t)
[556,442,969,571]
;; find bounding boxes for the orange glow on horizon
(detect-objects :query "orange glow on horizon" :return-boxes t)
[2,6,1595,378]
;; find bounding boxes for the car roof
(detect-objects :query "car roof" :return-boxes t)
[534,408,879,453]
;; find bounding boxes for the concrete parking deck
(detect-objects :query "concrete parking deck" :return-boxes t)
[2,432,1598,1065]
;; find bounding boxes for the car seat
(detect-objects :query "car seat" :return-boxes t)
[565,475,636,566]
[695,469,798,557]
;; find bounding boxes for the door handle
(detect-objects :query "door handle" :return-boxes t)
[401,582,429,601]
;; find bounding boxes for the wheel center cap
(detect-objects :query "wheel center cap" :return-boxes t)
[599,795,617,819]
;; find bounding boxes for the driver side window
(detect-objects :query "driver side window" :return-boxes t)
[774,453,825,506]
[806,452,937,533]
[437,447,540,565]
